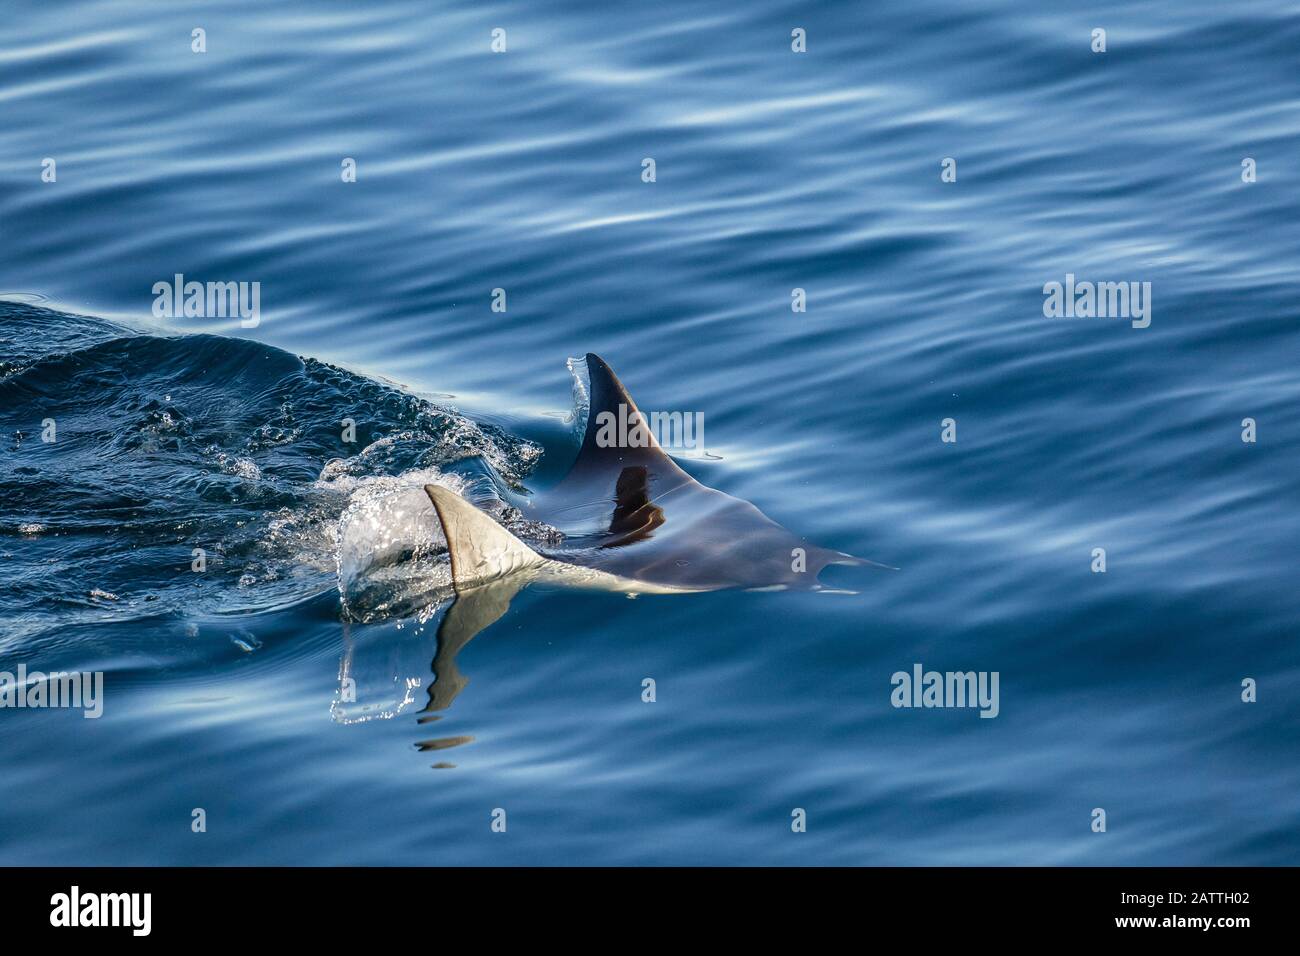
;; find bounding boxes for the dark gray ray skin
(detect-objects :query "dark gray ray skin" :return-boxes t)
[420,354,882,715]
[529,352,866,590]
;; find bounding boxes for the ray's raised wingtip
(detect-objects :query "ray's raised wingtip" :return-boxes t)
[423,482,545,591]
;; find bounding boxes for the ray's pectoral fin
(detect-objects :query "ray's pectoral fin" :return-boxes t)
[424,483,544,589]
[568,355,894,583]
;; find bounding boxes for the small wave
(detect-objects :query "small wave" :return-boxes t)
[0,303,547,646]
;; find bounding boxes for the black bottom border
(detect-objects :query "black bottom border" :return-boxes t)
[0,866,1281,940]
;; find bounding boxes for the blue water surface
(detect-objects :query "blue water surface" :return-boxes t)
[1,0,1298,865]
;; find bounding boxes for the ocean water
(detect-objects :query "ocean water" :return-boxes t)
[2,0,1298,865]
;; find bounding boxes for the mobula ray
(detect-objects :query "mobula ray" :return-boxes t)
[418,353,887,713]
